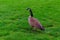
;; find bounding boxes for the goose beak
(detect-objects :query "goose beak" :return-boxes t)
[26,8,30,10]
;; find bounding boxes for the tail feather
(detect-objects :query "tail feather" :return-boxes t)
[40,26,45,31]
[37,24,45,31]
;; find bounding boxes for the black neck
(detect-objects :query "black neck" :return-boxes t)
[29,9,33,17]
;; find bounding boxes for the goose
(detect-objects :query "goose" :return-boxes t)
[26,8,45,31]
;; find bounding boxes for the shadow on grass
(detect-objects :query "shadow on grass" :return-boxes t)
[0,32,10,37]
[12,26,45,34]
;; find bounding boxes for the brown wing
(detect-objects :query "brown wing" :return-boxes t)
[28,17,45,30]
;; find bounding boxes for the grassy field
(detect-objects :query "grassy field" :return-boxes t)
[0,0,60,40]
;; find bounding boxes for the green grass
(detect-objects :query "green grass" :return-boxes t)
[0,0,60,40]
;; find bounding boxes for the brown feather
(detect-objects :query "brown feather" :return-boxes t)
[28,16,45,31]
